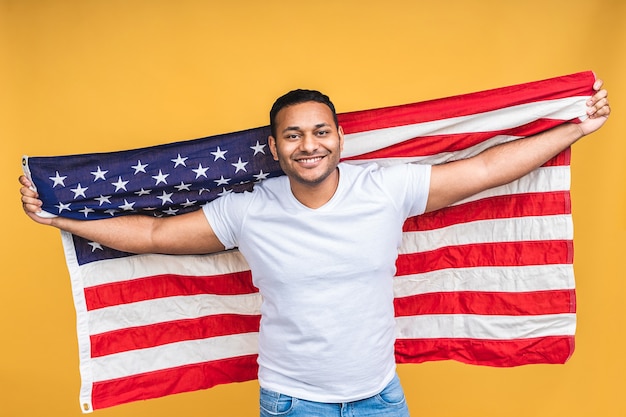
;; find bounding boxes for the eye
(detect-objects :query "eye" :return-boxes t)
[316,130,329,136]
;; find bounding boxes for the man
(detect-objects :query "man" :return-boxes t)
[20,81,610,417]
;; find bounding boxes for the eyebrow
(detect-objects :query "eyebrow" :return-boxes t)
[281,123,331,134]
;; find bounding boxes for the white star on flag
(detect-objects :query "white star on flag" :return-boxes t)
[214,176,230,186]
[55,201,71,213]
[163,207,179,216]
[70,183,89,199]
[49,171,67,187]
[91,166,108,181]
[211,146,227,161]
[157,191,174,205]
[174,182,192,192]
[254,170,270,181]
[171,154,188,167]
[112,177,129,192]
[192,163,209,178]
[94,195,112,206]
[251,141,266,155]
[152,170,169,185]
[87,241,103,252]
[131,160,148,174]
[79,207,95,217]
[118,199,135,211]
[218,187,233,197]
[231,157,248,173]
[135,188,152,196]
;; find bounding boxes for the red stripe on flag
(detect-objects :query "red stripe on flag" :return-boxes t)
[91,314,261,357]
[91,355,259,410]
[85,271,257,310]
[396,240,574,276]
[404,191,571,232]
[394,336,575,367]
[546,147,571,166]
[393,290,576,317]
[338,71,594,133]
[342,119,571,160]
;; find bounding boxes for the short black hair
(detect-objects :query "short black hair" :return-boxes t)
[269,89,338,137]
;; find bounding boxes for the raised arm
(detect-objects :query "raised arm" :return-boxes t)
[19,175,225,255]
[425,79,610,212]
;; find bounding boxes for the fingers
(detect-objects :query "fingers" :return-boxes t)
[19,175,43,214]
[21,193,43,213]
[593,78,604,91]
[19,175,38,197]
[19,174,31,187]
[589,97,610,119]
[586,80,610,119]
[21,191,41,206]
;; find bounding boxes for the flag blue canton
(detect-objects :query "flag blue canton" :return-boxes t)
[26,126,282,265]
[26,126,282,221]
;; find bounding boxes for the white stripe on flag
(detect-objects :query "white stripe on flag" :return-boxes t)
[454,166,570,205]
[344,133,524,166]
[91,333,259,382]
[401,215,573,254]
[395,313,576,340]
[88,293,262,334]
[80,250,250,288]
[393,264,575,297]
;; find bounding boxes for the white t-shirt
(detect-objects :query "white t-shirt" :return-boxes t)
[203,162,431,402]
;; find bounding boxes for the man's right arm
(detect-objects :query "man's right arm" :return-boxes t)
[424,79,610,213]
[19,175,226,255]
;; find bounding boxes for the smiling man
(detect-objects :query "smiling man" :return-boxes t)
[20,84,609,417]
[268,93,345,208]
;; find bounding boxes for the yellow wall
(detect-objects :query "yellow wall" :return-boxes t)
[2,1,624,416]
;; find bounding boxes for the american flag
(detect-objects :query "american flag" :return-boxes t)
[23,71,595,412]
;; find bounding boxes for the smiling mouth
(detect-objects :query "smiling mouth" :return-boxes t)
[296,156,325,164]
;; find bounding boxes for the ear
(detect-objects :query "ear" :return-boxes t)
[268,135,279,161]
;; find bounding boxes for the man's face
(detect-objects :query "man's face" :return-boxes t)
[269,101,344,188]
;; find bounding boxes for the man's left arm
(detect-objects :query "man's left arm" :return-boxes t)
[425,79,610,213]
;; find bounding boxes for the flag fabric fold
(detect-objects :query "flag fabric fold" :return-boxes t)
[23,71,595,412]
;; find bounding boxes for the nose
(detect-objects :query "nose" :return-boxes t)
[299,132,319,153]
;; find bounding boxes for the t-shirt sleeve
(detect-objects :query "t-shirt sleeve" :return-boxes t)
[406,163,432,217]
[201,191,252,250]
[379,163,432,219]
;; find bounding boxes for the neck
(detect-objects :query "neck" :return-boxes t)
[289,167,340,209]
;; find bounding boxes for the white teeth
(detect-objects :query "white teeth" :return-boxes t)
[298,157,322,163]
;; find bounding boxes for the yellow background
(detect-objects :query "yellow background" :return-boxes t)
[1,1,624,416]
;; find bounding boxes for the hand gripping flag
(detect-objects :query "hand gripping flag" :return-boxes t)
[22,71,595,412]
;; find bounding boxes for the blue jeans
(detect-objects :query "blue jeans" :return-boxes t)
[259,373,410,417]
